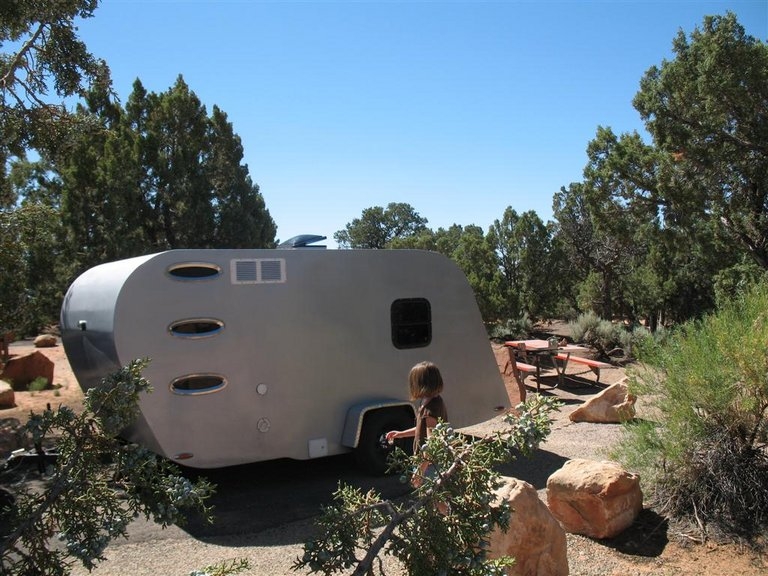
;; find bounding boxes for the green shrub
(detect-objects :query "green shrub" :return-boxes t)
[619,325,669,360]
[295,395,561,576]
[0,359,215,575]
[619,283,768,540]
[487,313,532,340]
[568,312,622,355]
[569,313,666,360]
[27,377,49,392]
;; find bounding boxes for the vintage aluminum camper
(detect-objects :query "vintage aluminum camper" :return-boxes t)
[60,246,509,471]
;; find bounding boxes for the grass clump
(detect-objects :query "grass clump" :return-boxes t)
[27,377,49,392]
[619,283,768,541]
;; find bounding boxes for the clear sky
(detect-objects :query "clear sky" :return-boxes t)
[77,0,767,248]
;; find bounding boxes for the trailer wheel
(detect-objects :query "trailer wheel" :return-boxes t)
[355,408,415,476]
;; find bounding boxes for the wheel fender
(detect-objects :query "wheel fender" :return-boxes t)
[341,400,415,448]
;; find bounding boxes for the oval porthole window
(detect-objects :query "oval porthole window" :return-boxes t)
[169,318,224,339]
[170,374,227,395]
[167,262,221,280]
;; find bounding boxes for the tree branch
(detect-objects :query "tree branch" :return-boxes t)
[1,22,48,93]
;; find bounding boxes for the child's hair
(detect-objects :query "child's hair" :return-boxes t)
[408,361,444,400]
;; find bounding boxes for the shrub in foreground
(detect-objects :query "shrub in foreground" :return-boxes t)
[619,284,768,540]
[0,359,216,575]
[294,395,561,576]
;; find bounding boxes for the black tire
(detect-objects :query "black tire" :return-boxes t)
[355,408,415,476]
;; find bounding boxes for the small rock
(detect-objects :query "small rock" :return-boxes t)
[0,380,14,408]
[569,380,636,423]
[34,334,57,348]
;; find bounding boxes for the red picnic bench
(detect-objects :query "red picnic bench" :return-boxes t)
[510,360,538,399]
[554,353,613,385]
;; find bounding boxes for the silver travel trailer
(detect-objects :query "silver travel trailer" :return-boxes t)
[60,245,509,471]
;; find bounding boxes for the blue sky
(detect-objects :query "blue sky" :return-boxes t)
[77,0,767,248]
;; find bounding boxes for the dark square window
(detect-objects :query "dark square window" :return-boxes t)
[391,298,431,349]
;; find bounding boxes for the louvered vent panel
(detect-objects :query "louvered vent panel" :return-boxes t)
[231,259,286,284]
[260,260,283,282]
[235,260,258,282]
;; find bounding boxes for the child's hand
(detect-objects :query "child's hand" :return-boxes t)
[385,431,398,444]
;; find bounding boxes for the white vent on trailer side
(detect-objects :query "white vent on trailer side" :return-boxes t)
[230,258,286,284]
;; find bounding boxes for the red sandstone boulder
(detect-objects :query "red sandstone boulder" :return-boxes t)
[546,459,642,539]
[488,476,569,575]
[569,380,636,423]
[0,350,54,389]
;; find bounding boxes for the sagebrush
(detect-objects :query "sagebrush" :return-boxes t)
[619,283,768,540]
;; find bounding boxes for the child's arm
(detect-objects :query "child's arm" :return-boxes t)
[385,426,416,443]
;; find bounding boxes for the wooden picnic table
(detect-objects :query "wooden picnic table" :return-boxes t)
[505,339,595,393]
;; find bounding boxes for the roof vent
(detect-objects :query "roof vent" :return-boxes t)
[277,234,327,249]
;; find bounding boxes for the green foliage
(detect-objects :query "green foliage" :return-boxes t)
[334,202,428,249]
[568,312,619,352]
[574,272,605,318]
[0,358,215,574]
[569,312,660,359]
[58,76,276,272]
[555,177,658,322]
[448,225,506,322]
[487,313,533,341]
[619,283,768,539]
[0,0,109,158]
[572,11,768,326]
[294,395,561,576]
[633,13,768,269]
[26,377,49,392]
[189,558,251,576]
[713,260,767,308]
[487,208,559,321]
[584,12,768,277]
[0,202,64,335]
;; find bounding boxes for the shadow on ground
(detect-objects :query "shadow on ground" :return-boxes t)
[495,449,570,490]
[598,508,670,557]
[179,454,411,543]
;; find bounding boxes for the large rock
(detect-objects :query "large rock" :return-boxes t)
[569,380,636,423]
[488,477,569,575]
[0,350,54,390]
[546,459,642,539]
[0,380,14,408]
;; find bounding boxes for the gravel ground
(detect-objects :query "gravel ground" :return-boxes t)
[82,368,762,576]
[9,340,764,575]
[68,365,651,576]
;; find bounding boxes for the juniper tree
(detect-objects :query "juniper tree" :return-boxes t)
[294,394,560,576]
[0,359,215,575]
